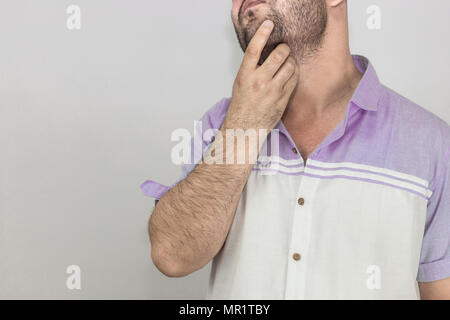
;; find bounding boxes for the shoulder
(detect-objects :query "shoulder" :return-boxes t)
[380,85,450,154]
[378,86,450,187]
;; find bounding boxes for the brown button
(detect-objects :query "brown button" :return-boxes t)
[293,253,302,261]
[298,197,305,206]
[292,148,298,154]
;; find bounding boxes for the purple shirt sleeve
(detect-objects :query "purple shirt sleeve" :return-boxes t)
[418,147,450,282]
[140,98,229,200]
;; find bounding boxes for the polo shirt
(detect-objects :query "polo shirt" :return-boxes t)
[141,55,450,299]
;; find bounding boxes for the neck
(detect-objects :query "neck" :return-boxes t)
[283,6,362,121]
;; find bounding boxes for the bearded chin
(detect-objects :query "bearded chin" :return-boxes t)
[236,0,328,65]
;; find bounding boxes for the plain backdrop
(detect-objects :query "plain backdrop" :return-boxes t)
[0,0,449,299]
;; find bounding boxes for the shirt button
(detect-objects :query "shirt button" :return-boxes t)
[293,253,302,261]
[298,197,305,206]
[292,148,298,155]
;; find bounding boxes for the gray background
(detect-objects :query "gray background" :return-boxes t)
[0,0,449,299]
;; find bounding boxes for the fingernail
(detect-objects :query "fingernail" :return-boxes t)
[263,20,273,28]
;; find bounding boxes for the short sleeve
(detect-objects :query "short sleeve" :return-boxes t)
[140,98,229,201]
[417,148,450,282]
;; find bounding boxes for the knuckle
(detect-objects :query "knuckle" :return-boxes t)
[285,61,295,71]
[252,78,266,91]
[285,58,296,71]
[271,52,285,64]
[246,45,259,57]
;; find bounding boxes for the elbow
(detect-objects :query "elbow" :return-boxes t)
[150,246,192,278]
[148,205,199,278]
[148,207,185,277]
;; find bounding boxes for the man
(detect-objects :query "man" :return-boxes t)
[142,0,450,299]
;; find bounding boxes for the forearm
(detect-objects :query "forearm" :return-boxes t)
[149,127,256,277]
[149,21,298,277]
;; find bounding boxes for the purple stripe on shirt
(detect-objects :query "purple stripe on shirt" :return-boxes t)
[305,164,429,190]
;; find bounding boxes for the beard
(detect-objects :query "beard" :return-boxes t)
[234,0,328,65]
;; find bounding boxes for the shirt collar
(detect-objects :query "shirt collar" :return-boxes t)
[275,55,383,137]
[350,55,383,112]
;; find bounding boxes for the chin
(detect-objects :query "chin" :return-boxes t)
[241,6,270,26]
[244,7,278,34]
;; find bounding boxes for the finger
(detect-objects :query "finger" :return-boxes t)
[278,74,298,109]
[241,20,274,72]
[283,68,298,93]
[273,57,297,87]
[281,68,298,101]
[259,43,291,78]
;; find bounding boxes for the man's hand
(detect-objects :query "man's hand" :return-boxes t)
[224,20,298,132]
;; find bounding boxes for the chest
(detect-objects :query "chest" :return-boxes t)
[287,117,344,161]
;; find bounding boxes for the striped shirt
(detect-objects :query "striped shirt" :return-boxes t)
[142,55,450,299]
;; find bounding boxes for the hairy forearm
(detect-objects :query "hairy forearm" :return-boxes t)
[149,20,298,277]
[149,127,256,277]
